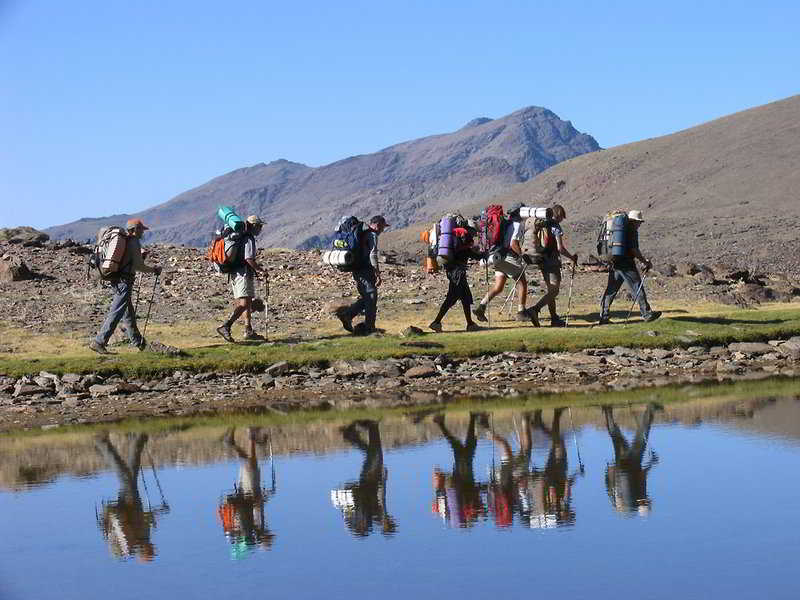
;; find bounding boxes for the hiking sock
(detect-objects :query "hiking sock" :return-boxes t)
[517,303,525,313]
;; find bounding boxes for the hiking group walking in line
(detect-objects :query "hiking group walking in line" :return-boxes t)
[87,202,660,353]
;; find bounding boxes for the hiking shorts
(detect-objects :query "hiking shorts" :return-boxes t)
[230,271,255,299]
[493,253,524,280]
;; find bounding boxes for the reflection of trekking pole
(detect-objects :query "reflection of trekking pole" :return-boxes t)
[142,273,160,338]
[269,437,276,492]
[564,262,576,327]
[568,407,584,473]
[146,447,168,507]
[498,264,528,317]
[624,272,648,326]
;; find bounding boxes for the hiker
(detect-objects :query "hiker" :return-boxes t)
[335,215,389,335]
[602,403,660,515]
[473,203,535,323]
[95,432,169,561]
[429,219,484,332]
[598,210,661,325]
[218,427,275,551]
[332,420,397,537]
[431,412,488,528]
[526,204,578,327]
[90,218,162,354]
[486,412,535,528]
[216,215,268,342]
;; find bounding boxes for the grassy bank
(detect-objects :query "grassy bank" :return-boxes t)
[2,305,800,379]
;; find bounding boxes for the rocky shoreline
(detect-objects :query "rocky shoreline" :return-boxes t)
[2,337,799,433]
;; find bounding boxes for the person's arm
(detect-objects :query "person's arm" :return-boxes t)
[130,240,160,275]
[369,231,382,286]
[556,231,578,263]
[632,247,652,271]
[509,222,524,255]
[244,238,266,277]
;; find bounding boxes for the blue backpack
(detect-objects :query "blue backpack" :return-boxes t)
[332,216,364,272]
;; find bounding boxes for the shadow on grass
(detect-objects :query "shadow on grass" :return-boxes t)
[670,316,787,326]
[580,309,688,322]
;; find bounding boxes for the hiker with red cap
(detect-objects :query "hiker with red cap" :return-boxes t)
[90,218,162,354]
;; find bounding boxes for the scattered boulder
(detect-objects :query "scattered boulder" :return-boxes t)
[655,263,677,277]
[0,227,49,245]
[265,361,290,376]
[676,262,700,276]
[727,342,775,355]
[404,364,437,378]
[400,326,424,338]
[0,256,34,282]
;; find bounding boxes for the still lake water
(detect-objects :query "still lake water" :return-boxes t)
[2,386,799,600]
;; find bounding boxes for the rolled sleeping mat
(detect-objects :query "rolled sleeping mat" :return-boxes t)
[436,216,455,262]
[323,249,354,267]
[610,213,628,257]
[217,205,245,233]
[519,206,551,219]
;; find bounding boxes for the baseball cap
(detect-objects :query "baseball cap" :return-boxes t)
[370,215,389,227]
[126,218,149,231]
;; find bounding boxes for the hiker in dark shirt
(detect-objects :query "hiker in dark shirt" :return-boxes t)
[90,218,162,354]
[217,215,268,343]
[429,219,484,332]
[526,205,578,327]
[602,403,660,515]
[598,210,661,325]
[333,420,397,537]
[335,215,389,335]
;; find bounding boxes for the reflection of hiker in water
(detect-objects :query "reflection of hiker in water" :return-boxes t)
[526,408,580,527]
[431,412,488,528]
[218,427,275,553]
[332,420,397,537]
[95,433,168,562]
[486,412,534,527]
[603,404,660,515]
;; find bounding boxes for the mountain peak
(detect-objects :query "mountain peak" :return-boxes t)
[461,117,493,130]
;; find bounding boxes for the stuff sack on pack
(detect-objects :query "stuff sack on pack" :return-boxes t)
[480,205,507,254]
[596,211,629,262]
[88,226,129,279]
[519,206,551,220]
[217,205,245,235]
[419,224,440,274]
[327,216,364,272]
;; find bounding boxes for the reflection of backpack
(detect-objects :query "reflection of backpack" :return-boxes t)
[596,211,629,262]
[89,226,129,279]
[330,216,364,272]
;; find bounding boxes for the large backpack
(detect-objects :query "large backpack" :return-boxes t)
[207,206,250,273]
[482,205,507,252]
[532,218,558,255]
[88,226,129,279]
[596,211,630,262]
[328,216,364,272]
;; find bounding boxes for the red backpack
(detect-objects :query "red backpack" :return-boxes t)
[481,205,506,252]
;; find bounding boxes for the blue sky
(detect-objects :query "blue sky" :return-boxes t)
[1,0,797,229]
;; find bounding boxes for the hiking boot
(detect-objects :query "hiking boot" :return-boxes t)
[465,322,483,332]
[428,321,443,333]
[216,325,234,343]
[597,317,612,326]
[335,307,354,332]
[243,329,265,341]
[89,340,109,355]
[525,307,540,327]
[642,311,662,323]
[135,338,147,352]
[515,310,530,322]
[550,317,566,327]
[472,304,488,322]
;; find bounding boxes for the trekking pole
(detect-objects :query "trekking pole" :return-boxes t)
[623,271,649,327]
[497,264,528,317]
[568,407,584,473]
[507,287,516,319]
[264,275,269,341]
[142,272,160,338]
[564,261,576,327]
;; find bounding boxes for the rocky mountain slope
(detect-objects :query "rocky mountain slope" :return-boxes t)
[45,107,599,249]
[386,95,800,276]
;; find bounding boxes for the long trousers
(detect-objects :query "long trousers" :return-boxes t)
[95,277,144,346]
[600,260,651,319]
[346,268,378,330]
